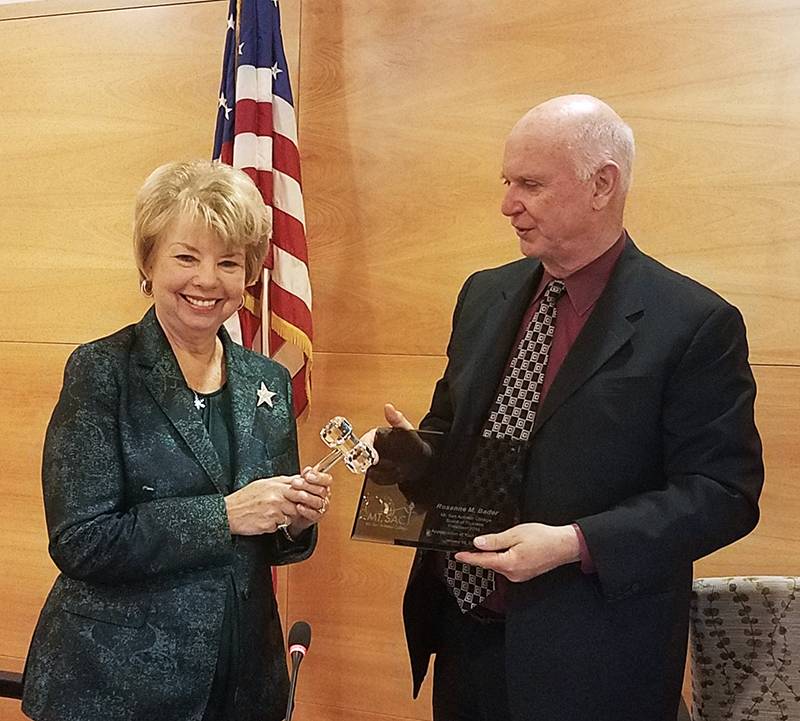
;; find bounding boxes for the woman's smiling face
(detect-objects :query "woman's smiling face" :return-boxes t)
[147,213,246,343]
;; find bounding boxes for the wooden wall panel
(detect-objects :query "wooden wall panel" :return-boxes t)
[294,2,800,715]
[0,1,227,343]
[300,0,800,363]
[2,0,799,720]
[292,703,424,721]
[0,343,70,663]
[289,352,443,720]
[695,365,800,578]
[0,0,200,21]
[0,698,26,721]
[0,0,299,346]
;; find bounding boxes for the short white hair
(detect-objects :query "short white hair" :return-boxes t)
[568,114,635,194]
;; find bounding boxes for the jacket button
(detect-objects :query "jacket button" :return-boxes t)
[241,588,251,600]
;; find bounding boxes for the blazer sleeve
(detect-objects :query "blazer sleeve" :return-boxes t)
[419,273,476,435]
[576,302,764,598]
[43,344,234,584]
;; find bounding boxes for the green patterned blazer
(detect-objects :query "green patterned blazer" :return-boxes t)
[22,307,315,721]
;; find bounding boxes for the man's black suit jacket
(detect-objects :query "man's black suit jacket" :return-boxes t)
[23,308,315,721]
[404,237,763,721]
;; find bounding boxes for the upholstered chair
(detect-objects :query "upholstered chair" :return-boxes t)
[689,576,800,720]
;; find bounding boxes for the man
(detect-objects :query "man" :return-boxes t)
[384,95,763,721]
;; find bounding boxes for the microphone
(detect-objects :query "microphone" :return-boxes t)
[285,621,311,721]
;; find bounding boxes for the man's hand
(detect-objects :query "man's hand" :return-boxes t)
[363,402,414,448]
[454,523,581,582]
[384,402,414,430]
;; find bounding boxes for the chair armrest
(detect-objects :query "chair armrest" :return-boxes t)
[0,670,23,700]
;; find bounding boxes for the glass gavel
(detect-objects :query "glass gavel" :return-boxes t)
[315,416,378,474]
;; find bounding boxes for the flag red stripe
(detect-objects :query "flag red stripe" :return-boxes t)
[237,167,276,207]
[238,306,262,351]
[234,181,305,263]
[254,169,274,200]
[291,364,309,412]
[232,102,300,183]
[220,141,233,166]
[269,281,313,333]
[269,330,284,356]
[271,208,308,262]
[234,98,274,138]
[273,133,302,181]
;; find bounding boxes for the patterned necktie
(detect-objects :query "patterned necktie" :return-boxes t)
[445,279,567,612]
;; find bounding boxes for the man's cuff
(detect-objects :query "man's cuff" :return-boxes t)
[571,523,596,574]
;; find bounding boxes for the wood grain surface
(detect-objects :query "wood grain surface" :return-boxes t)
[300,0,800,362]
[1,0,799,719]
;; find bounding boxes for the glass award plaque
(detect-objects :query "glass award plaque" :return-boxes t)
[350,427,523,551]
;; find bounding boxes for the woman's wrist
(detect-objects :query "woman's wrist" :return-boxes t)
[224,495,241,535]
[286,520,312,541]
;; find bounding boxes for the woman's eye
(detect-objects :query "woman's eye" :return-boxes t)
[220,260,243,269]
[175,254,196,263]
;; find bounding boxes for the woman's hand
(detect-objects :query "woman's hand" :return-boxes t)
[283,466,333,536]
[224,476,299,536]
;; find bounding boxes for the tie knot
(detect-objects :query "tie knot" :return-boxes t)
[544,279,566,304]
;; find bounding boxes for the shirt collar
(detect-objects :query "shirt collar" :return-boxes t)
[535,231,627,316]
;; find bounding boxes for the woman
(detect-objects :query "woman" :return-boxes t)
[21,160,331,721]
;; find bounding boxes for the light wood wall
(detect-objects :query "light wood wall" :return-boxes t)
[1,1,799,720]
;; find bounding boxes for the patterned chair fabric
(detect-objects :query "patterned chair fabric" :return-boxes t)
[689,576,800,721]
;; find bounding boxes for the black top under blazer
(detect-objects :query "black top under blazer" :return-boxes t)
[403,237,764,721]
[22,307,315,721]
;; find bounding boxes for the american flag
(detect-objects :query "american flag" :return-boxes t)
[213,0,312,415]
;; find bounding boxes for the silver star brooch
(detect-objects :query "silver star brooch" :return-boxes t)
[257,381,277,408]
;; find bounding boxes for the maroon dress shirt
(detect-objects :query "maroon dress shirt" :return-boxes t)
[476,233,627,615]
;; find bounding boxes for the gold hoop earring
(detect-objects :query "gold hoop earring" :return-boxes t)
[237,295,245,311]
[140,278,153,297]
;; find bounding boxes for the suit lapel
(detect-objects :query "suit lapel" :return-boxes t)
[461,260,543,433]
[133,308,226,494]
[531,240,645,436]
[221,333,261,490]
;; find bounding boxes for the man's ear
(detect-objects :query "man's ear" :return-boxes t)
[591,162,620,210]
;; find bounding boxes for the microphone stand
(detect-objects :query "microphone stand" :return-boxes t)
[285,656,301,721]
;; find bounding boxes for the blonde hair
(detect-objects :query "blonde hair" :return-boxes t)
[133,160,271,285]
